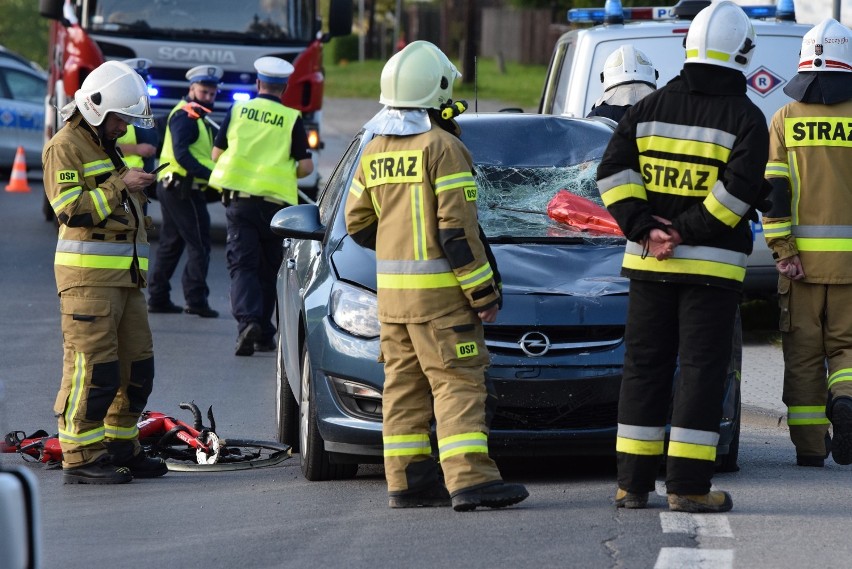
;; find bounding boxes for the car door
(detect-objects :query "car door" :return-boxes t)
[0,66,45,163]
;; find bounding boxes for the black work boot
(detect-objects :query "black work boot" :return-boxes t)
[615,487,649,509]
[119,451,168,478]
[830,397,852,465]
[797,433,831,467]
[63,455,133,485]
[235,322,262,356]
[389,482,451,508]
[451,481,529,512]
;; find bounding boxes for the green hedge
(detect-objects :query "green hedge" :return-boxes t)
[328,34,360,64]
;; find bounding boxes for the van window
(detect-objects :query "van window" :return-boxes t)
[547,40,575,116]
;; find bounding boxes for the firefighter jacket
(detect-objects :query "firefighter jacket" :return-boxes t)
[43,112,150,293]
[208,96,300,205]
[345,123,501,323]
[763,99,852,283]
[596,64,769,291]
[158,99,216,186]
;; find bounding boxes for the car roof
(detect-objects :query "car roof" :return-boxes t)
[559,19,810,41]
[0,46,46,76]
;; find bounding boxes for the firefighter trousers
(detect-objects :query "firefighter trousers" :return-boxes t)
[54,286,155,468]
[379,305,502,496]
[779,278,852,457]
[617,280,738,496]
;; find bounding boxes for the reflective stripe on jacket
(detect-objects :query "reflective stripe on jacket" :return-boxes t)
[763,99,852,283]
[42,113,149,292]
[596,65,769,290]
[158,100,215,185]
[208,97,300,205]
[345,124,501,323]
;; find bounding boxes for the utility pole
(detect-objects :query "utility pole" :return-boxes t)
[833,0,841,21]
[462,0,476,84]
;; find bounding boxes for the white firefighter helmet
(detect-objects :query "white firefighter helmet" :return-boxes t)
[74,60,154,128]
[600,44,658,91]
[379,40,461,109]
[685,0,756,73]
[798,18,852,73]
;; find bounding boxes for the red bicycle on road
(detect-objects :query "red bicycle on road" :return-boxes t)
[3,402,291,472]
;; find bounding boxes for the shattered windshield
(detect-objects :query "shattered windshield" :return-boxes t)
[460,115,624,244]
[88,0,314,43]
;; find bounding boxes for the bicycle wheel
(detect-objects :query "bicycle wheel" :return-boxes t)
[158,439,292,472]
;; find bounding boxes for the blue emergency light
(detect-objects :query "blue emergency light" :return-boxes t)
[568,0,795,25]
[232,92,252,102]
[147,85,159,97]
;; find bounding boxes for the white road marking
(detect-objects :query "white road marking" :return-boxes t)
[660,512,734,537]
[654,547,734,569]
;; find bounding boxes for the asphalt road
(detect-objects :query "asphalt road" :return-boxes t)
[2,102,851,568]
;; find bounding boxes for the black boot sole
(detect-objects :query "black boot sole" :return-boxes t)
[452,488,529,512]
[63,473,133,485]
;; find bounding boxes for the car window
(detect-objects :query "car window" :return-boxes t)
[549,40,575,116]
[1,69,44,105]
[318,134,362,226]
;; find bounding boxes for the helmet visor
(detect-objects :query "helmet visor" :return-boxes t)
[117,95,155,129]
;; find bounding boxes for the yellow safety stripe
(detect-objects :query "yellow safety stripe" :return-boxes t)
[598,170,647,207]
[411,185,427,260]
[622,246,746,282]
[82,158,114,177]
[616,437,664,456]
[765,161,790,179]
[377,272,460,289]
[795,238,852,252]
[370,190,382,218]
[457,262,494,290]
[58,426,105,445]
[90,187,111,221]
[687,49,731,63]
[790,152,802,226]
[50,186,83,212]
[637,137,731,163]
[104,423,140,440]
[703,180,749,228]
[348,178,364,199]
[828,369,852,389]
[667,440,717,462]
[55,252,149,271]
[763,220,792,239]
[434,171,475,194]
[785,117,852,148]
[787,405,830,426]
[64,351,86,434]
[438,432,488,460]
[383,434,432,457]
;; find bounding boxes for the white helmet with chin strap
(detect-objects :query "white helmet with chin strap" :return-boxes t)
[600,44,658,91]
[798,18,852,73]
[684,0,756,73]
[74,60,154,128]
[379,40,461,109]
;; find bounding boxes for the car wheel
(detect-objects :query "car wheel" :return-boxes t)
[276,334,299,452]
[298,344,358,481]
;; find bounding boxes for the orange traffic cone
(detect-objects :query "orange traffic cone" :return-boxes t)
[5,146,31,193]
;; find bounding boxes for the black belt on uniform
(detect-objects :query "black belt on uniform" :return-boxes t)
[225,191,286,206]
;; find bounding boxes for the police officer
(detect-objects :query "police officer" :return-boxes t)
[345,41,528,511]
[596,1,769,513]
[147,65,222,318]
[763,19,852,468]
[209,57,313,355]
[42,60,168,484]
[587,44,658,123]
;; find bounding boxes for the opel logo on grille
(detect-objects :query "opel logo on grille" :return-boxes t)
[519,331,551,357]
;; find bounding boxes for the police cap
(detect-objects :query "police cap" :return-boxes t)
[254,56,294,84]
[123,58,152,75]
[186,65,224,85]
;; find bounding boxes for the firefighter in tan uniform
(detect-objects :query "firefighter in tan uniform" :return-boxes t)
[763,19,852,468]
[43,61,167,484]
[345,41,528,511]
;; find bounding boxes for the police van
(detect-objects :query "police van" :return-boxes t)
[539,0,811,295]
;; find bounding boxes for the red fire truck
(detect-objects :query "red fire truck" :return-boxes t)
[38,0,352,191]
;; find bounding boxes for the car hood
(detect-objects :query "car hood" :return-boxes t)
[331,237,628,297]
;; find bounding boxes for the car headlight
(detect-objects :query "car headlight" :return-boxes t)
[330,282,380,338]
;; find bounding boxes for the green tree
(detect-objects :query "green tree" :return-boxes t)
[0,0,50,67]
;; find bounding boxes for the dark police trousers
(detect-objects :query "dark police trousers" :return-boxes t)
[225,196,285,343]
[148,179,212,308]
[617,280,738,496]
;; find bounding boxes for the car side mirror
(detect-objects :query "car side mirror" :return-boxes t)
[270,204,326,241]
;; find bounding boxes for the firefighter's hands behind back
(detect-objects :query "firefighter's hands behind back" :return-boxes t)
[122,168,156,193]
[777,254,805,280]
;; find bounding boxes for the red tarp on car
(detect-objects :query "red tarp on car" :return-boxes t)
[546,190,623,236]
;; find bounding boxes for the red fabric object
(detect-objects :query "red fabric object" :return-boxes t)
[546,189,623,236]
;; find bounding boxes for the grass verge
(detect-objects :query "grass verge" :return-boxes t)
[323,57,547,110]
